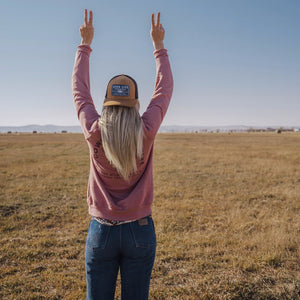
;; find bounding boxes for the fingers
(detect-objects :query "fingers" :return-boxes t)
[156,12,160,27]
[89,10,93,25]
[151,12,161,28]
[84,9,93,26]
[151,13,155,28]
[84,9,88,25]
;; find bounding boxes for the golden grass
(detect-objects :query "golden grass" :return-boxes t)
[1,132,299,299]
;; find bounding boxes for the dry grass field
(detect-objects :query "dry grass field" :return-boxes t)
[1,132,299,299]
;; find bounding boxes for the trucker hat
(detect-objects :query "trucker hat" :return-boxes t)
[103,74,139,107]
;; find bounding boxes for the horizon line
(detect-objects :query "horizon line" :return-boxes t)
[0,124,299,128]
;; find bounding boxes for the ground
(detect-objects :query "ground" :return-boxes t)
[1,132,299,299]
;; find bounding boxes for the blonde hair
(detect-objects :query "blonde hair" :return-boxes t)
[99,106,143,181]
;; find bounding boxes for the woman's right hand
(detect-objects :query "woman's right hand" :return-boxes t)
[80,9,94,46]
[150,12,165,50]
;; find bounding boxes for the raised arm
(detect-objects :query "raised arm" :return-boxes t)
[72,9,99,139]
[142,13,173,138]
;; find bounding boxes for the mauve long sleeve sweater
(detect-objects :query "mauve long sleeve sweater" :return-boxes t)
[72,44,173,221]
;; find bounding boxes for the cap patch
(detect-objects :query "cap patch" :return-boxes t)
[111,84,129,97]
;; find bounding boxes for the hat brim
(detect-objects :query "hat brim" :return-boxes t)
[103,98,139,108]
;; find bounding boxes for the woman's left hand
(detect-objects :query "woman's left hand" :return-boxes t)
[150,12,165,50]
[80,9,94,45]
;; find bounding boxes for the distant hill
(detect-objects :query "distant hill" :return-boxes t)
[0,125,82,133]
[0,124,299,133]
[159,125,299,133]
[159,125,251,133]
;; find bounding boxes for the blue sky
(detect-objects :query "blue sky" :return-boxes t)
[0,0,299,126]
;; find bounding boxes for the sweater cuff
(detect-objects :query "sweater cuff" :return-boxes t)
[153,48,168,58]
[77,44,93,55]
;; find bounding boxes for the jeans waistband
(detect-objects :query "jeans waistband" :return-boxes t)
[92,215,151,226]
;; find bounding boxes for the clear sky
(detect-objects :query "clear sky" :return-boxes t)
[1,0,299,127]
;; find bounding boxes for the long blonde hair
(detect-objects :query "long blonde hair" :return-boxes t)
[99,106,143,181]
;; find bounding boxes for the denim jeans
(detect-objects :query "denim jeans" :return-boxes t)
[85,216,156,300]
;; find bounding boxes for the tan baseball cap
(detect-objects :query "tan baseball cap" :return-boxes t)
[103,74,139,107]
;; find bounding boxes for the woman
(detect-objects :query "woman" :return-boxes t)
[72,9,173,300]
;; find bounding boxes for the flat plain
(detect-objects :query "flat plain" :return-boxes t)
[0,132,299,299]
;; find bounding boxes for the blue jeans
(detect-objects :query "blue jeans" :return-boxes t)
[85,216,156,300]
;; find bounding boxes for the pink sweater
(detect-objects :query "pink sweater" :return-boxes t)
[72,45,173,221]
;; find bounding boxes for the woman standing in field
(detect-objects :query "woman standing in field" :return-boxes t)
[72,9,173,300]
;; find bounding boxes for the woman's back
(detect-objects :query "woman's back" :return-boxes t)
[73,44,173,220]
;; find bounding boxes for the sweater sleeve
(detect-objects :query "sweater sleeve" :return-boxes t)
[141,48,173,138]
[72,44,100,139]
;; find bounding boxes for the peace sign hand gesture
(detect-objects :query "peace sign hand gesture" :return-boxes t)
[80,9,94,46]
[150,12,165,50]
